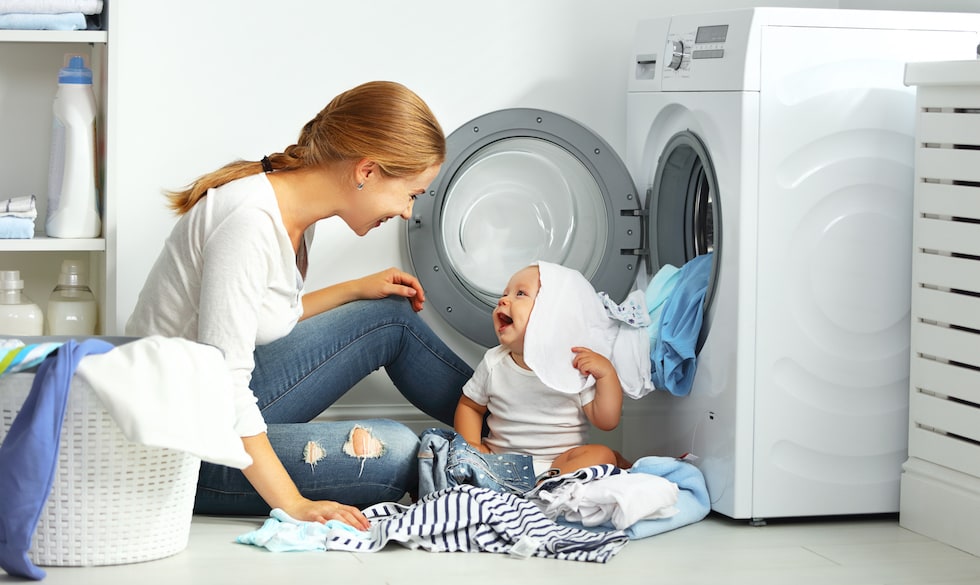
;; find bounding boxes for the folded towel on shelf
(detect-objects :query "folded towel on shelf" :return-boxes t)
[0,216,35,239]
[0,12,86,30]
[0,0,101,14]
[1,195,37,220]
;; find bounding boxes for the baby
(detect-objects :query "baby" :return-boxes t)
[454,262,631,479]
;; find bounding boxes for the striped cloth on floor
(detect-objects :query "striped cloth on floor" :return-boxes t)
[238,484,630,563]
[0,341,63,375]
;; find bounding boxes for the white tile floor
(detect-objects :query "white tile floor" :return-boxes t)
[22,512,980,585]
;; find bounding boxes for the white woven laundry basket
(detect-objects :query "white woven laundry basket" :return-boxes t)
[0,372,201,567]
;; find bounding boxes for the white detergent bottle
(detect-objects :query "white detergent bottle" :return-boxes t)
[46,260,97,335]
[46,54,101,239]
[0,270,44,336]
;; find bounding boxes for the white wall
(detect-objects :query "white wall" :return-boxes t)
[842,0,980,10]
[108,0,973,428]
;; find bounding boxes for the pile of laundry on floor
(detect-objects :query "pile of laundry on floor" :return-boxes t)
[238,459,709,563]
[0,0,104,31]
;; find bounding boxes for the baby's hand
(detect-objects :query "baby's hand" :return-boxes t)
[571,347,614,380]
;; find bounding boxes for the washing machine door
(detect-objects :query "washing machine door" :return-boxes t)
[647,129,721,350]
[407,108,642,348]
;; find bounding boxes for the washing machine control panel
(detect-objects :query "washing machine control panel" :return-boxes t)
[664,24,729,78]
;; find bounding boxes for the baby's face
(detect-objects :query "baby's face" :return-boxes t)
[493,266,540,355]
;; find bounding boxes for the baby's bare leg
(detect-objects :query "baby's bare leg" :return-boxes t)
[614,450,632,469]
[550,444,619,476]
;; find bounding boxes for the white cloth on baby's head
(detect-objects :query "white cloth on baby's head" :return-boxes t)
[523,261,654,399]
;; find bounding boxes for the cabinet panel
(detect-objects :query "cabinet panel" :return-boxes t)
[0,34,108,334]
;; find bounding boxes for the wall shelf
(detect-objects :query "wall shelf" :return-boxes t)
[0,237,105,252]
[0,30,106,43]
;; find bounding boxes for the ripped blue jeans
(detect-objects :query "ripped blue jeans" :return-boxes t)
[194,297,473,515]
[417,428,536,498]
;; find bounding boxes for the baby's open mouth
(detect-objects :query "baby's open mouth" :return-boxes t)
[498,313,513,326]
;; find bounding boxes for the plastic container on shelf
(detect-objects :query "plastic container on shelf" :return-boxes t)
[0,270,44,335]
[46,260,97,335]
[45,54,101,239]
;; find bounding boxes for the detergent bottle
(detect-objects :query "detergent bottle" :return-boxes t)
[45,260,97,335]
[46,54,101,238]
[0,270,44,335]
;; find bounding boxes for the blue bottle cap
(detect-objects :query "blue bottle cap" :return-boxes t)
[58,55,92,85]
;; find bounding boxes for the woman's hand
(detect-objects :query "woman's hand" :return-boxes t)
[356,267,426,312]
[300,267,427,320]
[284,497,371,530]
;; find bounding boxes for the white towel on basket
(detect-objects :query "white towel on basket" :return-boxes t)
[75,336,251,468]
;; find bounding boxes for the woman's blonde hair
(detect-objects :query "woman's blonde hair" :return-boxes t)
[166,80,446,214]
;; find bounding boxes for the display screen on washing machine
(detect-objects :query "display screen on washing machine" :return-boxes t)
[695,24,728,44]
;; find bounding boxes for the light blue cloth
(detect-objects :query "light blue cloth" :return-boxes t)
[0,12,86,29]
[645,263,681,348]
[0,339,113,580]
[0,217,34,239]
[650,253,713,396]
[622,456,710,539]
[236,508,369,552]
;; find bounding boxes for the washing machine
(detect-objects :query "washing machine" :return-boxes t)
[406,108,642,349]
[624,7,980,522]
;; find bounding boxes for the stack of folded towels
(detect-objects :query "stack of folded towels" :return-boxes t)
[0,0,104,31]
[1,195,37,239]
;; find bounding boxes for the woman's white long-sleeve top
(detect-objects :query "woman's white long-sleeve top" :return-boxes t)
[126,173,312,437]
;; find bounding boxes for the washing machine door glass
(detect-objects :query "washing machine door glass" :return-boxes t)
[441,137,608,308]
[648,130,721,350]
[408,108,642,348]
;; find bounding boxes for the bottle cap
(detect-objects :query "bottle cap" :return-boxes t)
[0,270,24,290]
[58,55,93,85]
[58,260,84,286]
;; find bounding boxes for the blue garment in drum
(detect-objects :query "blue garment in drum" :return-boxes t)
[417,428,536,498]
[650,253,713,396]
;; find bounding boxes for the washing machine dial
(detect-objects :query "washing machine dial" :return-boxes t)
[668,40,685,70]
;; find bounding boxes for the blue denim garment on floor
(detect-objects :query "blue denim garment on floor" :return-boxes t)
[418,428,536,498]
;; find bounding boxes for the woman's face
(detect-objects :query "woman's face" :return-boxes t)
[345,164,441,236]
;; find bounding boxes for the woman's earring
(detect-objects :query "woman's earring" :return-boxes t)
[356,183,364,190]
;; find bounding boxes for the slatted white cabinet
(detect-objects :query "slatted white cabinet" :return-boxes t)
[901,59,980,557]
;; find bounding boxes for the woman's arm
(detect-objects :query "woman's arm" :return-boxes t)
[573,347,624,431]
[454,395,491,453]
[241,433,370,529]
[300,267,427,320]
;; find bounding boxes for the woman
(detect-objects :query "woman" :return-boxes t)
[126,81,473,529]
